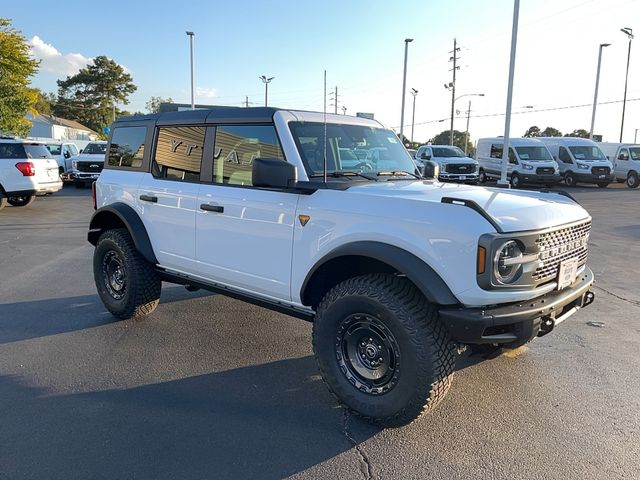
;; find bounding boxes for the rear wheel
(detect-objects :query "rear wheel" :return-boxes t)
[627,172,639,189]
[93,228,161,319]
[8,194,36,207]
[478,169,487,184]
[564,172,576,187]
[597,182,609,188]
[313,273,456,427]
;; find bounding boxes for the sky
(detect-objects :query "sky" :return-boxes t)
[4,0,640,144]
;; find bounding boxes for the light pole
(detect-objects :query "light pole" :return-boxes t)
[399,38,413,145]
[635,128,638,143]
[186,31,195,110]
[620,27,634,142]
[589,43,611,139]
[410,88,418,144]
[259,75,274,107]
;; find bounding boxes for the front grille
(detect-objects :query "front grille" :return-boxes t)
[77,161,104,173]
[591,166,610,175]
[533,221,591,283]
[445,163,476,174]
[536,167,554,175]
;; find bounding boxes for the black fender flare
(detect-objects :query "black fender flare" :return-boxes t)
[87,203,157,264]
[301,241,459,306]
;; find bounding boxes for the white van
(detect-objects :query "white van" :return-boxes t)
[537,137,613,188]
[475,137,560,188]
[414,144,479,183]
[598,143,640,188]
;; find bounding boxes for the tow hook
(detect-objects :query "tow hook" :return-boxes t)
[538,290,596,337]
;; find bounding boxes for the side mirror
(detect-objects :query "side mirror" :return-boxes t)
[64,151,71,159]
[420,153,432,160]
[421,160,439,179]
[79,149,83,154]
[618,154,625,160]
[252,158,297,188]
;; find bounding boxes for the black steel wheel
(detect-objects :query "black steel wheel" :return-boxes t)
[7,195,36,207]
[313,273,456,427]
[93,228,161,319]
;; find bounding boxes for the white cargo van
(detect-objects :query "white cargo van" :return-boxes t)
[475,137,560,188]
[538,137,613,188]
[414,144,479,183]
[598,143,640,188]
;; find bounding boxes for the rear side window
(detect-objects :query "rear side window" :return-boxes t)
[108,127,147,168]
[152,126,205,182]
[490,144,503,158]
[24,144,52,159]
[0,143,26,159]
[213,125,284,186]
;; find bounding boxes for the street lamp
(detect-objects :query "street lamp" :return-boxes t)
[399,38,413,145]
[620,27,634,142]
[410,88,418,144]
[259,75,275,107]
[186,31,195,110]
[589,43,610,139]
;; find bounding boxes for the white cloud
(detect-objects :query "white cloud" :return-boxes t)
[29,36,91,76]
[196,87,217,98]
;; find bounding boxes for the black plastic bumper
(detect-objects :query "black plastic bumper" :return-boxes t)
[520,173,561,184]
[574,172,614,183]
[439,267,595,346]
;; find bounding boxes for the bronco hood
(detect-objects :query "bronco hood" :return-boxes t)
[347,181,590,232]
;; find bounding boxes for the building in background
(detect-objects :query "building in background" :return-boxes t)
[26,113,98,142]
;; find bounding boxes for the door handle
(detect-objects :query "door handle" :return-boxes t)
[200,203,224,213]
[139,194,158,203]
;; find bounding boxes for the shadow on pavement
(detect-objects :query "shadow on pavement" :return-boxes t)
[0,286,213,344]
[0,357,379,480]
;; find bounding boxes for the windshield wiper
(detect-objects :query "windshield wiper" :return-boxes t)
[309,171,379,181]
[376,170,420,179]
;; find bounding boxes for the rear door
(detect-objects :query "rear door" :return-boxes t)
[195,124,298,301]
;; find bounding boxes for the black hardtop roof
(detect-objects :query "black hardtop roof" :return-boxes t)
[115,106,281,125]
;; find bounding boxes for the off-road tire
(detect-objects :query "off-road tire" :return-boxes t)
[312,273,456,427]
[93,228,161,320]
[627,172,639,189]
[564,172,576,187]
[8,195,36,207]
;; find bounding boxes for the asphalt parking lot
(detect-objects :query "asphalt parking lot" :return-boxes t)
[1,184,639,480]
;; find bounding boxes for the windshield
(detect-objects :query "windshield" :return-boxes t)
[45,144,62,155]
[290,122,417,177]
[432,146,465,158]
[568,146,605,161]
[84,143,107,155]
[514,146,552,161]
[630,147,640,160]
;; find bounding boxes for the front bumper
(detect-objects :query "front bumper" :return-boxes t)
[439,173,479,183]
[518,172,561,184]
[439,266,594,346]
[573,172,614,183]
[69,171,101,183]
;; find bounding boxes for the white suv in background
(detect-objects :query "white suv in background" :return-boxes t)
[0,138,62,209]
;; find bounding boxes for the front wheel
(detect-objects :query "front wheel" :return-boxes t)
[312,274,456,427]
[564,172,576,187]
[510,173,521,189]
[627,172,639,189]
[93,228,161,319]
[478,169,487,184]
[8,195,36,207]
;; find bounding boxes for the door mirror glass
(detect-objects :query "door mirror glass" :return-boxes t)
[252,158,297,188]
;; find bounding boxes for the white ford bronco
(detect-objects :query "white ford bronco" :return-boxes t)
[89,107,595,427]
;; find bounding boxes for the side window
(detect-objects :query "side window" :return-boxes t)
[558,147,573,164]
[490,144,503,158]
[109,127,147,168]
[69,144,79,156]
[618,148,629,161]
[213,124,285,186]
[508,148,517,164]
[153,126,205,181]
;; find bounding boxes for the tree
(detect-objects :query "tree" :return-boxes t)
[429,129,474,155]
[523,126,541,137]
[146,96,173,114]
[541,126,562,137]
[54,55,137,133]
[564,129,590,138]
[0,18,39,136]
[28,88,56,115]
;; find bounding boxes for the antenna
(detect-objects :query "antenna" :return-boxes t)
[323,70,328,184]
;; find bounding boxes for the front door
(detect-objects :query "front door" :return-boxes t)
[195,124,298,301]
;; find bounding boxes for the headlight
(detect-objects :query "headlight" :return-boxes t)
[577,162,590,170]
[522,163,534,170]
[72,160,78,170]
[493,240,525,284]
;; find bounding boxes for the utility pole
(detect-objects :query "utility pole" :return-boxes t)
[449,38,460,146]
[620,27,634,142]
[464,100,471,155]
[329,86,339,114]
[410,88,418,144]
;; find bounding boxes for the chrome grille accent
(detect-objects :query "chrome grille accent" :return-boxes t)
[533,221,591,283]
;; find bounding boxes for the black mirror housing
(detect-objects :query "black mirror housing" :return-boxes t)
[252,158,297,189]
[421,160,439,179]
